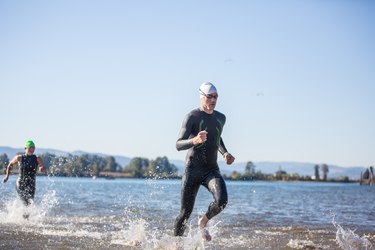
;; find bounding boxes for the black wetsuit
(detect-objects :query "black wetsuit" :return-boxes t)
[174,108,229,236]
[16,154,38,206]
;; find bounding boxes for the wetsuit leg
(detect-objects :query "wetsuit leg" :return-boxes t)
[16,178,35,206]
[174,169,201,236]
[202,170,228,220]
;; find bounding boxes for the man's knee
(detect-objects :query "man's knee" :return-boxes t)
[218,198,228,210]
[217,188,228,209]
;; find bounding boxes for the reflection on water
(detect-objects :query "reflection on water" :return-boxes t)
[0,177,374,249]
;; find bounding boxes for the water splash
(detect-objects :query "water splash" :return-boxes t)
[333,218,374,250]
[122,217,148,246]
[0,188,58,224]
[120,220,190,249]
[111,202,221,250]
[1,198,31,223]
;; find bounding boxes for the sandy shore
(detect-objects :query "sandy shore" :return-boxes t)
[0,224,134,250]
[1,223,374,250]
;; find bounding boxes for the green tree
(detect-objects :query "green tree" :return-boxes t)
[244,161,256,179]
[37,153,121,177]
[274,166,288,181]
[124,157,150,178]
[47,155,63,176]
[320,164,329,181]
[314,164,320,181]
[0,153,9,172]
[104,156,119,172]
[91,154,107,173]
[229,171,241,180]
[66,155,80,176]
[148,156,178,178]
[254,170,267,180]
[338,176,350,182]
[75,154,90,176]
[39,153,55,169]
[88,162,97,176]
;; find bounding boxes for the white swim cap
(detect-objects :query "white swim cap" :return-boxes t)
[199,82,217,98]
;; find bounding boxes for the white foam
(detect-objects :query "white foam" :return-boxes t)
[334,222,374,250]
[110,213,222,250]
[0,198,31,223]
[255,229,287,236]
[0,188,58,224]
[287,239,322,249]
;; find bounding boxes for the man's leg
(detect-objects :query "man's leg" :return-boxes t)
[205,173,228,219]
[174,171,200,236]
[200,171,228,240]
[16,180,29,206]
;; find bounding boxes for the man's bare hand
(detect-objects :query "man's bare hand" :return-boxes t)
[193,130,208,145]
[224,153,235,165]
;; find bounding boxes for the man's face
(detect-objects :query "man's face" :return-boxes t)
[201,92,218,111]
[25,146,35,155]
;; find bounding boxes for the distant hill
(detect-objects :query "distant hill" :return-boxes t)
[216,161,365,180]
[1,146,366,180]
[170,160,366,180]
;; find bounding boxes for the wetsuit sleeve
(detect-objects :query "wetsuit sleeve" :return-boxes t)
[218,137,228,155]
[176,113,195,151]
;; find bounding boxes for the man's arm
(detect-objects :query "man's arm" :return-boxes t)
[176,124,194,151]
[218,137,228,156]
[3,155,21,183]
[176,114,208,151]
[176,113,195,151]
[37,156,46,173]
[219,138,235,165]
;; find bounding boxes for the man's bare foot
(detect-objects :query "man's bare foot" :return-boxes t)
[198,215,212,241]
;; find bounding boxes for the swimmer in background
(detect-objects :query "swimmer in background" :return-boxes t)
[3,140,46,208]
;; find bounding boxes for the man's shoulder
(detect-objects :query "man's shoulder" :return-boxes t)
[186,108,202,117]
[213,110,226,118]
[14,154,23,160]
[181,108,204,125]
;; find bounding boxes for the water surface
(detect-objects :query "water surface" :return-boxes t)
[1,177,374,249]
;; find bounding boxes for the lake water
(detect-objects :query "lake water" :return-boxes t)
[0,176,374,249]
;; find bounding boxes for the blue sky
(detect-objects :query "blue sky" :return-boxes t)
[1,0,374,167]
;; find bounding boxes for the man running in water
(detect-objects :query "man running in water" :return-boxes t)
[3,140,46,209]
[174,82,235,241]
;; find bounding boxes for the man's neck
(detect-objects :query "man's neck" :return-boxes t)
[200,105,214,114]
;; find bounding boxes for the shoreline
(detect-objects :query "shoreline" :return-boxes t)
[1,222,374,250]
[3,172,361,183]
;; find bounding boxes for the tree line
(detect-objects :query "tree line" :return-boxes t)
[123,156,178,178]
[225,161,351,182]
[0,153,178,178]
[0,153,351,181]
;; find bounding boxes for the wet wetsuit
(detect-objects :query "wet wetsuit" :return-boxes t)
[174,108,229,236]
[16,154,38,206]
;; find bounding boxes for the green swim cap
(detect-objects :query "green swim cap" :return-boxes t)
[25,140,35,147]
